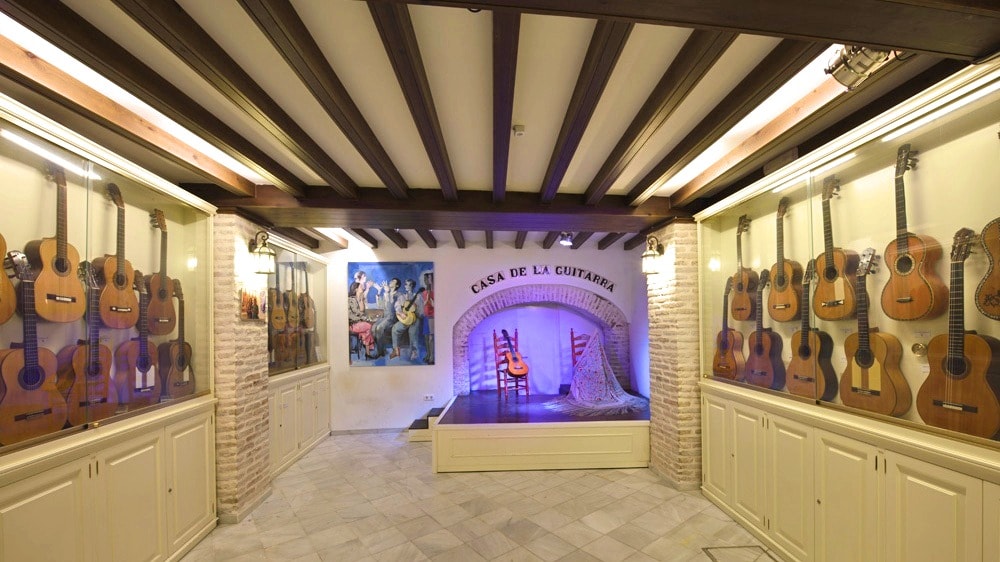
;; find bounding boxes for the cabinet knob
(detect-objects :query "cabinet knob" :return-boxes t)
[168,488,173,493]
[816,499,821,505]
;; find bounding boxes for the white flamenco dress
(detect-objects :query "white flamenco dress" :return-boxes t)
[545,331,648,416]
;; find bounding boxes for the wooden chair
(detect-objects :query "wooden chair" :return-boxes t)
[493,329,528,399]
[570,328,590,368]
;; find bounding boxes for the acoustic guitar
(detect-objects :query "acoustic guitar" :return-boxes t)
[730,215,758,321]
[114,271,161,409]
[712,278,745,380]
[813,175,859,321]
[147,210,176,335]
[976,216,1000,321]
[300,263,316,330]
[840,248,911,417]
[396,288,425,326]
[56,262,119,427]
[786,260,838,401]
[768,197,803,322]
[283,263,300,330]
[93,183,139,329]
[501,328,528,377]
[0,252,68,445]
[744,269,785,390]
[0,232,15,325]
[881,144,947,321]
[24,164,86,323]
[916,229,1000,439]
[159,280,194,399]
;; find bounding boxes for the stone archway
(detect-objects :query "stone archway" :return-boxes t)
[451,284,630,395]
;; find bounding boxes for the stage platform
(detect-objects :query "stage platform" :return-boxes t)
[432,390,650,473]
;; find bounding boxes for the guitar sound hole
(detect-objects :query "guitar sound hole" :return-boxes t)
[736,282,744,291]
[19,366,43,390]
[895,255,913,275]
[798,346,812,359]
[137,356,150,372]
[855,349,874,369]
[53,257,70,275]
[775,274,786,288]
[177,355,187,370]
[823,265,838,282]
[158,289,168,300]
[114,272,127,287]
[754,343,764,355]
[944,356,968,378]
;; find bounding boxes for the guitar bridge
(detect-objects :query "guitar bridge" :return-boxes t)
[79,398,108,407]
[895,297,913,303]
[15,408,53,421]
[46,293,77,303]
[821,300,844,307]
[850,387,880,396]
[110,306,133,313]
[771,304,790,310]
[792,375,815,383]
[932,399,977,413]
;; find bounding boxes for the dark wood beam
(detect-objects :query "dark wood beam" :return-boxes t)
[451,230,466,248]
[379,229,409,248]
[585,30,736,205]
[597,232,626,250]
[492,11,520,203]
[111,0,358,198]
[623,233,646,251]
[514,230,527,249]
[272,227,320,249]
[238,0,409,198]
[376,0,1000,60]
[351,229,379,248]
[415,229,438,248]
[368,2,458,200]
[571,232,594,249]
[542,231,560,249]
[540,20,632,202]
[485,230,494,249]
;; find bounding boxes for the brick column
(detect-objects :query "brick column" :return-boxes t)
[213,214,271,522]
[646,219,702,489]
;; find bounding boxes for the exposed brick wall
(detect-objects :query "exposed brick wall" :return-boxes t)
[213,214,271,520]
[646,221,702,489]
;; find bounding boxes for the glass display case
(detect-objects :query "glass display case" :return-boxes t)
[698,61,1000,444]
[267,243,326,375]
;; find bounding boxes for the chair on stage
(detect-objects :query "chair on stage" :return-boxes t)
[493,329,528,399]
[570,328,590,369]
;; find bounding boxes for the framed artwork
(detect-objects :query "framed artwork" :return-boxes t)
[348,261,434,367]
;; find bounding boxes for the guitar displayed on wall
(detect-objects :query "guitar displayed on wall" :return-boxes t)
[786,260,838,401]
[147,209,176,335]
[501,328,528,377]
[300,263,316,331]
[916,229,1000,439]
[0,252,67,445]
[56,261,119,427]
[396,288,426,326]
[159,280,194,399]
[840,248,911,417]
[730,215,758,321]
[744,269,785,390]
[813,175,859,321]
[24,163,86,323]
[976,216,1000,321]
[712,278,745,380]
[93,183,139,329]
[0,232,15,325]
[881,144,948,321]
[114,271,161,409]
[768,197,803,322]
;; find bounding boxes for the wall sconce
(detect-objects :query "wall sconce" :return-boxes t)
[248,230,276,275]
[641,235,664,275]
[559,232,573,247]
[825,45,894,90]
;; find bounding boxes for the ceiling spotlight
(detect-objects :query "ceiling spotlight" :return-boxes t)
[825,45,895,90]
[559,232,573,247]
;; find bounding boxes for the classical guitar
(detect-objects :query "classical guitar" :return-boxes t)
[730,215,758,321]
[813,175,859,321]
[300,263,316,330]
[881,144,947,321]
[712,278,745,380]
[396,288,426,326]
[744,269,785,390]
[24,163,86,323]
[916,229,1000,439]
[976,216,1000,321]
[147,210,176,335]
[501,328,528,377]
[0,252,68,445]
[840,248,911,417]
[56,261,119,427]
[269,264,286,332]
[114,271,161,409]
[0,232,15,325]
[159,280,194,399]
[768,197,803,322]
[786,260,838,401]
[93,183,139,329]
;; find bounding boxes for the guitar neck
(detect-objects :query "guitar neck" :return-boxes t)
[721,292,730,332]
[947,257,965,360]
[776,214,785,267]
[56,178,68,262]
[159,230,168,282]
[799,280,811,332]
[137,286,150,357]
[856,275,871,352]
[894,175,910,254]
[822,198,835,254]
[21,280,38,370]
[116,207,126,277]
[177,295,185,345]
[88,279,100,374]
[736,233,744,272]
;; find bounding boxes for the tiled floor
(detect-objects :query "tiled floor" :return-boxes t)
[183,432,775,561]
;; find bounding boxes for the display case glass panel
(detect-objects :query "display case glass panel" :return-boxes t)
[268,245,326,375]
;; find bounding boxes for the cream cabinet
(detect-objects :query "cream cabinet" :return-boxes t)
[731,403,767,529]
[701,393,731,504]
[766,415,814,561]
[814,430,878,562]
[271,384,299,471]
[985,482,1000,562]
[165,412,216,555]
[269,369,331,476]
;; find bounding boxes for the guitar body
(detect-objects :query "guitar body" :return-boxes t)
[744,330,785,390]
[114,340,161,409]
[786,329,838,401]
[0,348,67,444]
[56,343,118,427]
[0,234,14,324]
[159,341,195,399]
[881,234,947,321]
[301,293,316,329]
[712,329,745,380]
[284,290,300,328]
[730,269,758,321]
[840,329,911,416]
[813,248,859,321]
[269,289,286,331]
[23,237,86,323]
[977,217,1000,321]
[768,260,803,322]
[505,350,529,376]
[146,274,177,335]
[916,333,1000,439]
[93,255,140,329]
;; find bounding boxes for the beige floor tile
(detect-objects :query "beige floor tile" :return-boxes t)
[523,532,577,561]
[579,535,637,562]
[430,544,488,562]
[468,530,519,559]
[412,528,464,558]
[551,521,602,549]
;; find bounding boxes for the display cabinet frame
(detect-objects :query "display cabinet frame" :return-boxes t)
[266,234,327,376]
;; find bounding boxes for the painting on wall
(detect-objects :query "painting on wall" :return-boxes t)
[348,261,434,367]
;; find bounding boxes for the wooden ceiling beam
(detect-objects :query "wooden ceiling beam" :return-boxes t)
[623,233,646,251]
[485,230,494,249]
[514,230,527,249]
[111,0,358,198]
[415,228,438,248]
[585,29,736,205]
[351,228,379,248]
[492,11,520,203]
[597,232,626,250]
[542,231,560,249]
[570,232,594,249]
[451,230,466,248]
[539,20,632,202]
[379,228,409,248]
[239,0,409,198]
[368,1,458,201]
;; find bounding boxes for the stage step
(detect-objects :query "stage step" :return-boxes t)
[408,407,445,442]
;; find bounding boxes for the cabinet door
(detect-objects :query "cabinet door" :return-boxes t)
[314,374,330,441]
[701,394,731,504]
[297,379,316,448]
[767,415,813,561]
[165,412,215,555]
[0,457,91,561]
[731,403,766,528]
[884,451,982,562]
[275,385,298,466]
[813,431,878,562]
[986,481,1000,562]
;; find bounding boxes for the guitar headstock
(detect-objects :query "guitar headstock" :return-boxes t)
[45,162,67,187]
[737,215,751,235]
[858,248,879,276]
[894,144,918,179]
[951,228,976,262]
[777,197,789,219]
[78,260,99,290]
[106,183,124,209]
[4,251,31,282]
[804,260,816,283]
[173,279,184,300]
[133,270,147,294]
[723,277,733,296]
[757,269,770,293]
[821,175,840,201]
[150,209,167,232]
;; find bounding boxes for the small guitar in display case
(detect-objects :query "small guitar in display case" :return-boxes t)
[768,197,803,322]
[786,261,838,401]
[730,215,758,321]
[93,183,139,329]
[880,144,948,321]
[976,216,1000,321]
[0,232,15,324]
[501,329,528,377]
[300,263,316,331]
[147,210,176,335]
[712,278,745,380]
[0,252,68,445]
[840,248,911,417]
[744,269,785,390]
[916,229,1000,439]
[813,175,859,321]
[159,280,194,399]
[114,271,161,409]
